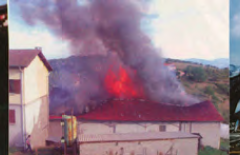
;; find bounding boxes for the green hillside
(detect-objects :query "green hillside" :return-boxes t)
[167,59,229,123]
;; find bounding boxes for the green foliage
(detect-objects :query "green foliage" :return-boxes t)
[220,138,229,150]
[185,66,207,82]
[204,86,215,96]
[198,146,227,155]
[215,83,229,95]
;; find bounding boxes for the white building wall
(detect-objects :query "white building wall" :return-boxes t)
[24,56,49,104]
[79,122,114,134]
[181,122,192,132]
[49,120,221,150]
[78,122,179,135]
[9,54,50,149]
[9,105,23,147]
[191,122,220,149]
[116,123,146,133]
[24,96,49,148]
[25,99,42,135]
[49,121,62,138]
[80,138,198,155]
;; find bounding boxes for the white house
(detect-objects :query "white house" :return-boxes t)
[9,49,52,149]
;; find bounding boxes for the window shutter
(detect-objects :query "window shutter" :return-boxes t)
[9,80,21,94]
[9,110,15,123]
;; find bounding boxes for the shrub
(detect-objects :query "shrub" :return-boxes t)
[184,66,207,82]
[199,146,228,155]
[215,83,229,95]
[204,86,215,96]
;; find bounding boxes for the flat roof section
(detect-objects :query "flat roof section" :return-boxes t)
[79,132,199,143]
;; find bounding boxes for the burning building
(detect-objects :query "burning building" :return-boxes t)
[49,99,223,154]
[12,0,225,154]
[48,55,223,154]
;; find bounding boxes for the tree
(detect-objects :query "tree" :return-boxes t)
[192,67,207,82]
[184,66,207,82]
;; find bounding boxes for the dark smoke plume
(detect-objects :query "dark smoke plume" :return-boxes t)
[15,0,198,113]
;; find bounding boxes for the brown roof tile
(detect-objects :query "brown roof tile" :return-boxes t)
[9,49,52,71]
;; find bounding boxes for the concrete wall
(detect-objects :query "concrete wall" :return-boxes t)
[49,121,62,138]
[24,56,49,104]
[24,96,49,148]
[80,138,198,155]
[49,121,221,149]
[9,105,23,147]
[180,122,192,133]
[78,122,180,135]
[191,122,220,149]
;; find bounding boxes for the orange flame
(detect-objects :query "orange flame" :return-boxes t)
[105,66,143,98]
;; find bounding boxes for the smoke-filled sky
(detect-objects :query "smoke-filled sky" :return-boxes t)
[9,0,228,60]
[230,0,240,66]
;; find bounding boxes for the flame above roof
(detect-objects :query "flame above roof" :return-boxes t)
[50,99,224,122]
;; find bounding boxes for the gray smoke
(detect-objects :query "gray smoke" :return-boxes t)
[15,0,198,112]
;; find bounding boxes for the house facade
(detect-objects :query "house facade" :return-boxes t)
[9,49,52,149]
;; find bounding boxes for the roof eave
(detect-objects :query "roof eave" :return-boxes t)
[37,51,53,72]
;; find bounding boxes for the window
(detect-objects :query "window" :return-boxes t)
[9,110,15,123]
[9,80,21,94]
[159,125,166,132]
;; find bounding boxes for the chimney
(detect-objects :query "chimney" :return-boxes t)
[35,47,42,51]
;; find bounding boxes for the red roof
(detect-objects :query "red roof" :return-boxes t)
[50,99,224,122]
[9,49,52,71]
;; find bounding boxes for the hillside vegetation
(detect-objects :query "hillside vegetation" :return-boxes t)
[166,59,229,123]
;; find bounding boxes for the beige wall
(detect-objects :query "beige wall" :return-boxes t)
[78,122,180,135]
[9,94,21,104]
[9,96,49,149]
[80,138,198,155]
[79,122,114,134]
[191,122,220,149]
[9,56,49,105]
[9,105,24,147]
[9,55,50,149]
[24,56,49,104]
[49,121,62,138]
[180,122,192,132]
[9,68,21,79]
[24,96,49,148]
[49,120,221,150]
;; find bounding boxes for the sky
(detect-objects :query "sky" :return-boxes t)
[9,0,229,60]
[0,0,6,5]
[230,0,240,66]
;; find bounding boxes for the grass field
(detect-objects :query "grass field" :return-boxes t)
[9,147,61,155]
